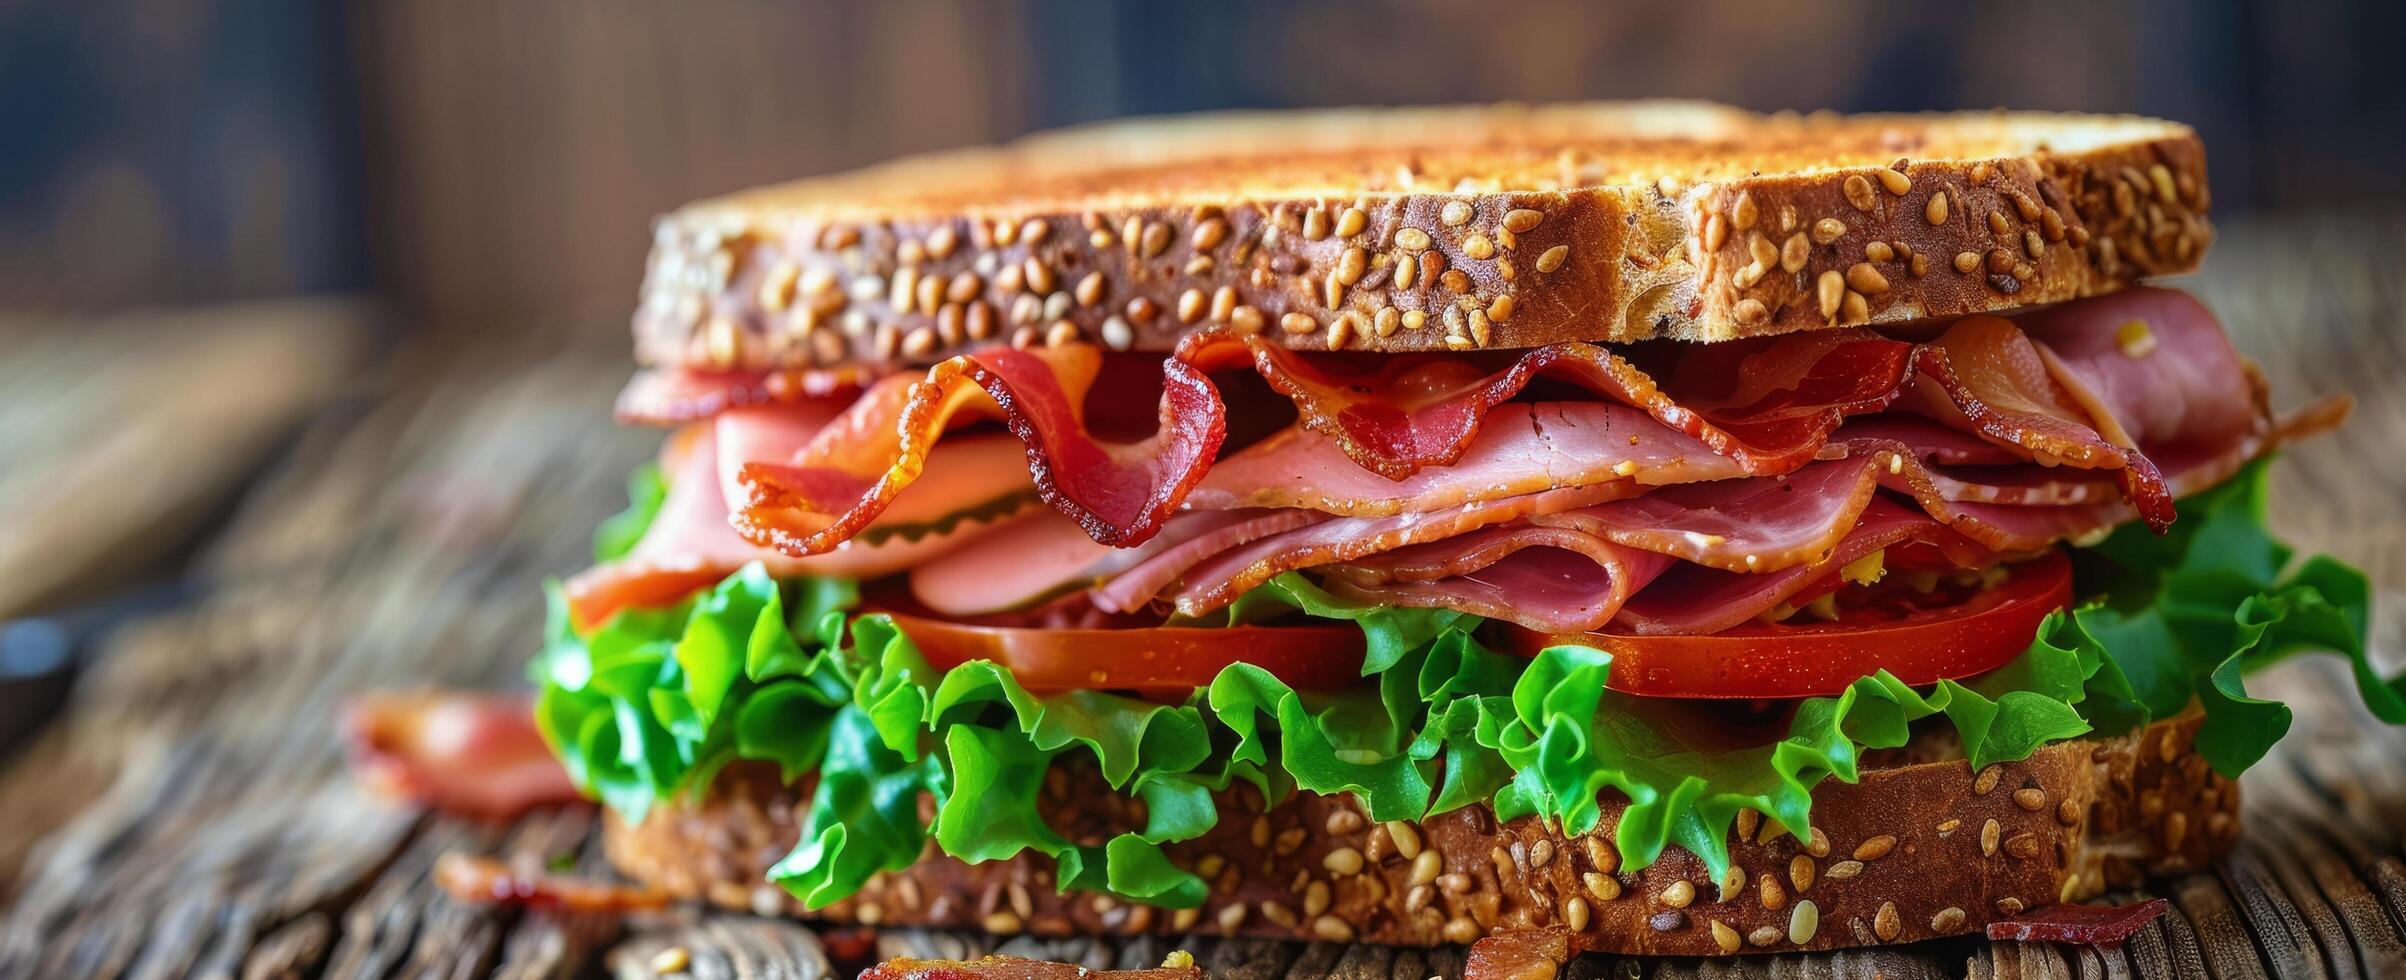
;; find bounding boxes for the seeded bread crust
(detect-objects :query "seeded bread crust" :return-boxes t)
[602,713,2229,956]
[635,102,2210,373]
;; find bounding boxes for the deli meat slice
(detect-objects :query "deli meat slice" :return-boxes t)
[1533,459,1884,572]
[1188,402,1741,516]
[1318,525,1677,632]
[1613,498,1996,635]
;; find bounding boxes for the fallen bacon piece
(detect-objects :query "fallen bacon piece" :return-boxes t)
[433,852,669,914]
[1984,898,2169,949]
[862,956,1202,980]
[1465,926,1578,980]
[342,691,583,820]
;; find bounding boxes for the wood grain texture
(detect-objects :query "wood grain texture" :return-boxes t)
[1,212,2401,978]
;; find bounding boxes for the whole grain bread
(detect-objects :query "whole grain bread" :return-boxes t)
[604,713,2229,956]
[635,102,2210,373]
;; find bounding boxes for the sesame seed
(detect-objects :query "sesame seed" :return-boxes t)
[915,273,944,315]
[1100,316,1133,351]
[1328,312,1361,350]
[1974,765,2002,795]
[1444,334,1471,350]
[1334,207,1368,238]
[2013,787,2048,811]
[1371,307,1401,338]
[1440,269,1471,293]
[1310,915,1353,942]
[1502,208,1543,234]
[1044,320,1080,348]
[1711,920,1741,954]
[1217,903,1247,933]
[1020,218,1050,244]
[1925,191,1950,226]
[1175,289,1205,324]
[1258,900,1297,928]
[1954,251,1982,274]
[984,911,1024,933]
[1702,212,1729,253]
[1790,855,1816,893]
[651,946,692,974]
[1847,263,1890,295]
[1737,809,1760,840]
[1988,211,2011,236]
[1865,240,1894,263]
[1393,252,1419,291]
[1932,907,1967,933]
[1486,295,1516,323]
[1535,245,1569,273]
[1192,217,1229,252]
[2006,832,2043,860]
[1734,298,1769,325]
[1279,312,1317,335]
[1402,310,1427,331]
[1852,835,1896,861]
[1816,271,1845,319]
[992,218,1019,246]
[1748,925,1783,948]
[1790,900,1821,944]
[1442,917,1481,944]
[1844,174,1877,212]
[1651,910,1690,933]
[1302,208,1331,241]
[1910,252,1930,277]
[1302,879,1330,916]
[1874,901,1902,941]
[1812,217,1847,245]
[1759,873,1787,910]
[1564,895,1591,933]
[1718,864,1745,903]
[1331,246,1370,286]
[1321,272,1344,309]
[1441,201,1472,227]
[1464,233,1496,260]
[1210,285,1237,323]
[1042,291,1073,322]
[926,225,959,259]
[1825,860,1863,880]
[1878,167,1911,196]
[1981,818,2002,856]
[1022,258,1056,295]
[1139,222,1171,258]
[1777,233,1809,274]
[1396,228,1433,252]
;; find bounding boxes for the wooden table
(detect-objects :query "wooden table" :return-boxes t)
[3,212,2403,979]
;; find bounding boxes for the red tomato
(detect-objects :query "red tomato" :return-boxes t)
[885,613,1364,696]
[1496,551,2072,699]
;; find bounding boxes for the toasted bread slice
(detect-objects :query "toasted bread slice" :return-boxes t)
[636,102,2209,372]
[605,713,2229,956]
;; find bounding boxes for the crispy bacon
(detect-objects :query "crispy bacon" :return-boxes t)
[1985,898,2169,949]
[342,691,583,820]
[433,852,669,914]
[738,339,1230,555]
[614,365,875,426]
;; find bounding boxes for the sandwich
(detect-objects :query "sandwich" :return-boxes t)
[527,103,2388,957]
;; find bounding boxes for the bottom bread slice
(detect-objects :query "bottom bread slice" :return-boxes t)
[604,712,2231,956]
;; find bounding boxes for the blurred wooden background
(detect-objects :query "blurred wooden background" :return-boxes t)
[3,0,2404,332]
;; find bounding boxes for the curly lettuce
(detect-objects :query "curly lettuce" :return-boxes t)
[531,457,2380,909]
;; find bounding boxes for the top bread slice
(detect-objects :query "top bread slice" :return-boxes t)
[635,101,2210,372]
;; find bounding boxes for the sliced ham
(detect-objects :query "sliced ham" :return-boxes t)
[1531,459,1884,572]
[1319,526,1677,632]
[1612,498,1996,635]
[1188,402,1739,516]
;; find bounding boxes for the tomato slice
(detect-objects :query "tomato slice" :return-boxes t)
[884,613,1364,696]
[1495,550,2072,699]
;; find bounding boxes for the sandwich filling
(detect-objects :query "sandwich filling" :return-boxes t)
[532,287,2385,911]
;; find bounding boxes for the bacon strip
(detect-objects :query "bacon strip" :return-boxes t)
[342,691,584,820]
[1985,898,2169,949]
[738,339,1231,555]
[433,853,669,914]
